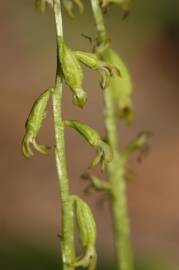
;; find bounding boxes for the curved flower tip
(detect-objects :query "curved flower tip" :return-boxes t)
[90,140,113,171]
[22,132,49,159]
[99,63,121,89]
[32,139,49,155]
[22,133,34,159]
[63,0,84,18]
[99,68,109,89]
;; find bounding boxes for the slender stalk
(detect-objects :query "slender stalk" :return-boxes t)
[91,1,134,269]
[52,1,75,269]
[91,0,107,43]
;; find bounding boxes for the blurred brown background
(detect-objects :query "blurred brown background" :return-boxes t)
[0,1,179,269]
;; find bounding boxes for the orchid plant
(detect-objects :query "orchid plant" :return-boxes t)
[22,1,150,270]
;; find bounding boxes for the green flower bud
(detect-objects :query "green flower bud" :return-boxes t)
[22,89,51,158]
[71,195,97,270]
[64,120,113,170]
[63,0,84,18]
[103,48,134,124]
[73,196,96,247]
[74,51,120,89]
[58,37,87,108]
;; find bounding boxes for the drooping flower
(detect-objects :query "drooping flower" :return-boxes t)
[22,89,51,158]
[64,120,113,170]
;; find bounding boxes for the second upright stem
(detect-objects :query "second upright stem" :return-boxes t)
[91,1,134,269]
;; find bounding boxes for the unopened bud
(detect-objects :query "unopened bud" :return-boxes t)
[90,140,113,171]
[71,195,97,270]
[58,37,87,108]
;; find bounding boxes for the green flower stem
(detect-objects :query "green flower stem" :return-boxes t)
[91,0,107,44]
[52,1,75,269]
[91,1,134,269]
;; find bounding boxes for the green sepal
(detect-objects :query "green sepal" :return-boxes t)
[64,120,113,170]
[62,0,84,18]
[103,48,134,124]
[74,51,120,89]
[22,89,51,158]
[58,37,87,108]
[71,195,97,270]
